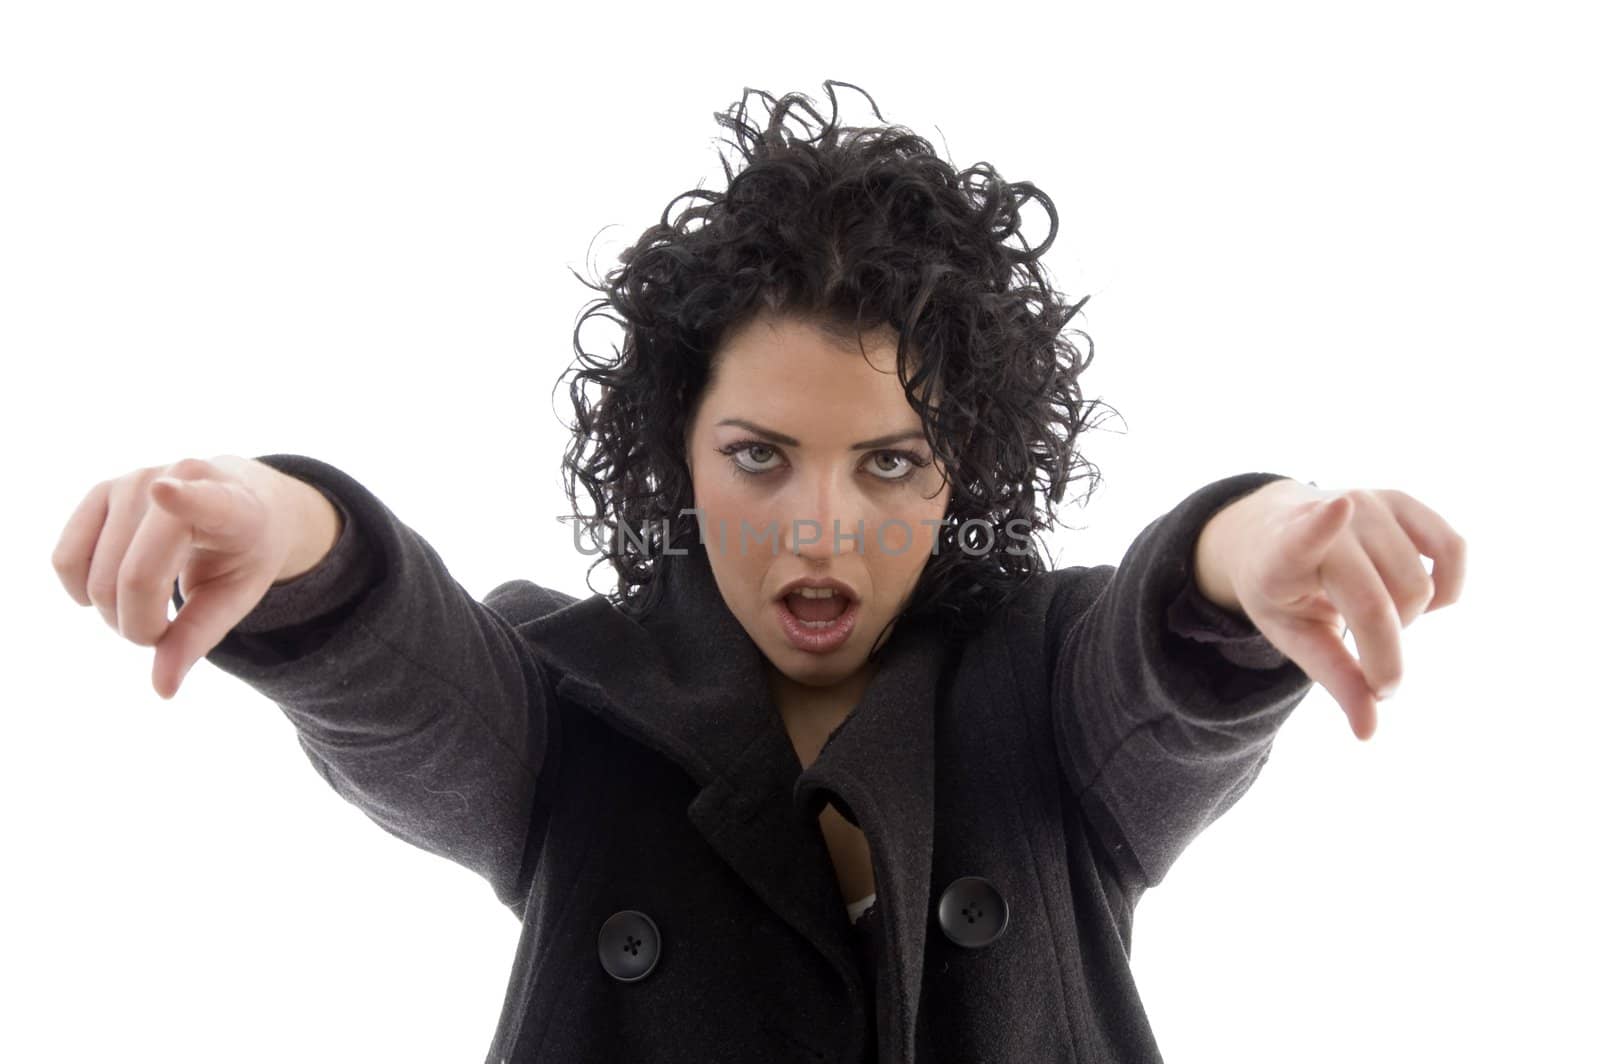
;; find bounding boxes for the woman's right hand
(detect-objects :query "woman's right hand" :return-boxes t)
[52,455,318,700]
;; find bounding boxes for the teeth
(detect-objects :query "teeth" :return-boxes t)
[795,587,838,599]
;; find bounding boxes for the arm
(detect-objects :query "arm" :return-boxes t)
[171,453,570,918]
[1047,473,1317,892]
[1164,564,1290,671]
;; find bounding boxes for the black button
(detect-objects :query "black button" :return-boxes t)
[936,875,1009,948]
[597,909,662,982]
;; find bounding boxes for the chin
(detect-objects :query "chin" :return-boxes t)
[779,662,858,690]
[765,634,862,684]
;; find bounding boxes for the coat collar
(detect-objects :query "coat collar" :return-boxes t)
[523,540,952,1062]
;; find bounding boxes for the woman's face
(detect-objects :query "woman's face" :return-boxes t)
[684,311,951,691]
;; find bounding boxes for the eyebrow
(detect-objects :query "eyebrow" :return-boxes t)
[715,418,926,451]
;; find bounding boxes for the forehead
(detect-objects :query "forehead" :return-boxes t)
[707,314,909,410]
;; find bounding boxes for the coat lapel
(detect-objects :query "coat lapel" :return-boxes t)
[792,605,948,1063]
[520,540,950,1061]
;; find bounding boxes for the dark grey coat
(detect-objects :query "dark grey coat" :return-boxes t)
[173,454,1315,1063]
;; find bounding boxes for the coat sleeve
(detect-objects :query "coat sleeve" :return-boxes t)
[1047,472,1318,891]
[1164,566,1292,670]
[170,453,569,915]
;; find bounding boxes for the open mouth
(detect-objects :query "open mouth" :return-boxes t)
[773,587,861,653]
[782,587,853,625]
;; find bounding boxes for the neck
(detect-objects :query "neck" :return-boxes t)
[766,656,882,767]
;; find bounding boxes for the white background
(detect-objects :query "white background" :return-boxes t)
[5,2,1591,1060]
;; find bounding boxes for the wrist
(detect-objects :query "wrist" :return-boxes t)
[274,477,343,585]
[1192,521,1244,617]
[1192,493,1262,618]
[1191,477,1303,617]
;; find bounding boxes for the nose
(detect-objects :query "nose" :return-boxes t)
[779,465,867,560]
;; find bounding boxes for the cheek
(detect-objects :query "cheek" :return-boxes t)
[866,521,911,560]
[692,460,774,518]
[863,496,947,597]
[691,478,775,600]
[695,476,738,516]
[692,477,775,556]
[871,489,947,555]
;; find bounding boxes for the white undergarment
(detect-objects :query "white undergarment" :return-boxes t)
[846,892,878,924]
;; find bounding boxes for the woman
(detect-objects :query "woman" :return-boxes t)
[60,81,1463,1062]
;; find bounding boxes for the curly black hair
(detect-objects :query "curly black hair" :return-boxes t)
[555,80,1121,658]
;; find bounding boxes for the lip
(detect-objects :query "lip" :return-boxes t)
[774,593,861,654]
[773,576,861,602]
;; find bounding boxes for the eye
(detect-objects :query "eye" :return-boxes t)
[718,440,785,477]
[865,449,928,482]
[714,440,931,483]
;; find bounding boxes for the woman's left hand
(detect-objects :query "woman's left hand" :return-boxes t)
[1222,480,1467,740]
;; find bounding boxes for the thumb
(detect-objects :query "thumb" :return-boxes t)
[150,476,262,553]
[1257,494,1354,608]
[1297,494,1352,541]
